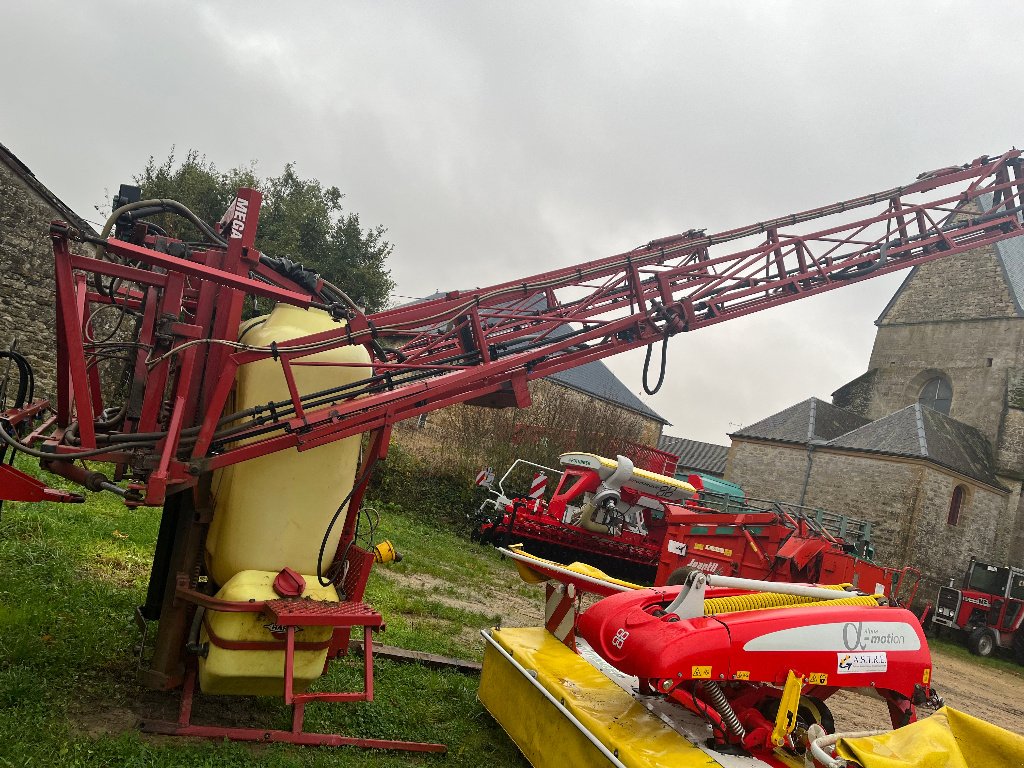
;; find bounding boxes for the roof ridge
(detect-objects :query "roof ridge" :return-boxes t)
[913,403,929,456]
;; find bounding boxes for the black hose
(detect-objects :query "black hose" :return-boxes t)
[0,420,143,460]
[316,455,380,587]
[642,330,670,395]
[0,350,33,411]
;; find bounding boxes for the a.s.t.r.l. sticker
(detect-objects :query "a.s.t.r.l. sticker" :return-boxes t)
[837,652,887,674]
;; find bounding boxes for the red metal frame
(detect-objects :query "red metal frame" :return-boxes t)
[0,149,1021,751]
[4,150,1022,509]
[140,593,444,752]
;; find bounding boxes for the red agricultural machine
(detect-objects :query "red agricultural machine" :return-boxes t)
[3,150,1024,755]
[472,455,921,603]
[471,452,690,579]
[930,557,1024,661]
[656,475,922,604]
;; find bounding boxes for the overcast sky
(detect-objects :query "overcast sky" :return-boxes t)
[3,2,1022,444]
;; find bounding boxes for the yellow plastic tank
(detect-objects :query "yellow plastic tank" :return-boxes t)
[198,569,339,696]
[205,304,370,587]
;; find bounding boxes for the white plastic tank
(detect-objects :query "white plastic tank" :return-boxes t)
[205,304,371,587]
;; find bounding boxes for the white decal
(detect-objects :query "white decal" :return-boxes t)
[837,652,887,674]
[743,621,920,652]
[611,628,629,649]
[686,558,718,573]
[230,197,249,239]
[667,540,687,556]
[874,582,888,596]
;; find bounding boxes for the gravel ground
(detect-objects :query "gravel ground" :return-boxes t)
[826,645,1024,735]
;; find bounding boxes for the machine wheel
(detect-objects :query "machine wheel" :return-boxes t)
[967,627,996,657]
[1013,631,1024,665]
[759,696,835,752]
[666,566,700,586]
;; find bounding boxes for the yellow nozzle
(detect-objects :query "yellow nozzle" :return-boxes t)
[373,540,402,565]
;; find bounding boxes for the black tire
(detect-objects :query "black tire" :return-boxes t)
[1013,631,1024,666]
[967,627,996,657]
[759,696,835,750]
[666,566,699,586]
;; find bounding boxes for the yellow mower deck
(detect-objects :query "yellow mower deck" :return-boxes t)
[480,626,802,768]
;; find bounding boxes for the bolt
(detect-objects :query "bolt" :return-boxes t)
[661,679,673,691]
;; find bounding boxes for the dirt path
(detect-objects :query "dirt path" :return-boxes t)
[824,646,1024,736]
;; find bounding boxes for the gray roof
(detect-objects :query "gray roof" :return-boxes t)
[547,362,669,424]
[877,193,1024,321]
[827,404,1005,490]
[399,291,669,424]
[0,142,97,236]
[657,435,729,475]
[731,397,869,444]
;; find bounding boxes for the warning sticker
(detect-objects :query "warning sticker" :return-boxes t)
[808,673,828,685]
[837,652,887,674]
[667,539,687,556]
[734,670,750,681]
[691,665,712,679]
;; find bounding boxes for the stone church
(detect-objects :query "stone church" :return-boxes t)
[725,220,1024,599]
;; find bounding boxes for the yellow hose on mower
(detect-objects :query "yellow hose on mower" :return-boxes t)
[702,584,883,615]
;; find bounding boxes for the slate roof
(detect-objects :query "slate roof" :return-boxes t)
[657,435,729,475]
[398,291,669,424]
[730,398,869,444]
[877,192,1024,321]
[547,363,669,424]
[827,404,1005,490]
[0,142,97,236]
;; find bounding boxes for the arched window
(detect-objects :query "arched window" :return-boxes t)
[919,376,953,415]
[947,485,965,526]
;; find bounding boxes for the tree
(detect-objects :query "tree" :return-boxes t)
[131,149,395,312]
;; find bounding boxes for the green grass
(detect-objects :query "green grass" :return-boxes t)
[0,457,530,767]
[927,633,1024,676]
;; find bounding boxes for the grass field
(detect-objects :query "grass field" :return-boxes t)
[0,458,532,767]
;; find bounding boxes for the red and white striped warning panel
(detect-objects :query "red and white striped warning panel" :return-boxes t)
[529,472,548,499]
[545,582,577,648]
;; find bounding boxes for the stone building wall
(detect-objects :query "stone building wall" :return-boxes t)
[880,245,1019,326]
[800,451,922,569]
[724,439,813,504]
[0,159,63,399]
[898,466,1007,595]
[0,154,97,403]
[726,440,1009,603]
[862,318,1023,446]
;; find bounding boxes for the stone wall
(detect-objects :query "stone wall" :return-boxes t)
[724,439,813,504]
[863,318,1023,447]
[880,244,1019,325]
[897,465,1006,595]
[726,438,1010,603]
[831,369,876,418]
[0,160,63,399]
[0,157,96,403]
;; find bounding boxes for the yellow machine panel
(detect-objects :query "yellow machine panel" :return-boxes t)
[479,626,802,768]
[198,569,339,696]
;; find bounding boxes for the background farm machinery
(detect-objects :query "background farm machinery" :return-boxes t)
[2,150,1024,755]
[471,453,921,604]
[930,557,1024,662]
